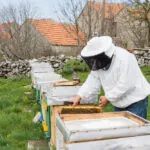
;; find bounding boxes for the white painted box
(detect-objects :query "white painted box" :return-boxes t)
[45,85,98,106]
[56,111,150,150]
[65,135,150,150]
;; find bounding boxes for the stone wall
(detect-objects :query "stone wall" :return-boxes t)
[37,49,150,72]
[0,48,149,78]
[0,60,31,78]
[134,48,150,67]
[37,55,82,72]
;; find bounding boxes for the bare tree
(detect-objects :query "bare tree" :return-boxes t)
[127,0,150,47]
[78,0,102,39]
[101,0,106,35]
[57,0,125,46]
[0,1,49,60]
[56,0,86,49]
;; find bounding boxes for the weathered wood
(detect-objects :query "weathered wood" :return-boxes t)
[125,112,147,125]
[61,112,124,121]
[51,105,102,147]
[60,111,147,124]
[53,81,80,86]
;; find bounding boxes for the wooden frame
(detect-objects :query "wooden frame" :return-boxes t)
[51,105,102,147]
[60,111,148,125]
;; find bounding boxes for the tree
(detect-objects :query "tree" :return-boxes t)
[128,0,150,47]
[57,0,125,44]
[56,0,86,50]
[0,1,48,60]
[101,0,106,35]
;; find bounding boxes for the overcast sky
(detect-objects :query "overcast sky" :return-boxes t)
[0,0,61,21]
[0,0,128,22]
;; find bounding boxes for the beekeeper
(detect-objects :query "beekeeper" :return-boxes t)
[70,36,150,119]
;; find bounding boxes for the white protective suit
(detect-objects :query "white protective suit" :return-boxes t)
[78,46,150,108]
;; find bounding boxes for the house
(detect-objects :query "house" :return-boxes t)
[27,19,86,56]
[78,0,149,48]
[0,22,15,58]
[78,1,125,39]
[114,7,149,48]
[0,22,14,40]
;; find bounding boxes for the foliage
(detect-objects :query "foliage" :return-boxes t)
[62,59,89,74]
[0,76,45,149]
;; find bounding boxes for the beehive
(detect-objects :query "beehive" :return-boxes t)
[51,105,102,147]
[40,84,98,140]
[65,135,150,150]
[56,111,150,150]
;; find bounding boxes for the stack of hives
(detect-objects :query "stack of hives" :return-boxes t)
[30,60,150,150]
[30,60,100,149]
[56,111,150,150]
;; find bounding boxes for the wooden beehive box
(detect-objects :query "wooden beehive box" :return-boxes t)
[51,105,102,148]
[56,111,150,150]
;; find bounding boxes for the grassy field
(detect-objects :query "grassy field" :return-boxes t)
[0,66,150,149]
[0,76,45,150]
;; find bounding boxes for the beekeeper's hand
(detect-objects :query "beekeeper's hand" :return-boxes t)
[99,96,109,109]
[70,96,81,107]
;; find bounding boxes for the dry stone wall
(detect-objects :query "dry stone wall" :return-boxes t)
[0,49,150,78]
[0,60,31,78]
[134,48,150,67]
[36,55,82,71]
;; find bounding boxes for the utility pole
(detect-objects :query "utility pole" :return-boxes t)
[101,0,105,35]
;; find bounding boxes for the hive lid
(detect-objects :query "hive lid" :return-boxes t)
[56,111,150,142]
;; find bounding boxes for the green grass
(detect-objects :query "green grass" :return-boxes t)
[0,76,45,150]
[0,66,150,149]
[62,59,89,74]
[61,66,150,120]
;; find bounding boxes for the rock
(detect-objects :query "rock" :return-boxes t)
[59,54,65,61]
[23,108,32,113]
[24,92,31,95]
[53,63,59,68]
[65,59,69,63]
[77,55,81,60]
[11,63,17,68]
[60,63,64,69]
[144,53,148,57]
[138,58,145,67]
[50,56,55,60]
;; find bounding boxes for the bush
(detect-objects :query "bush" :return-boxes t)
[62,59,89,74]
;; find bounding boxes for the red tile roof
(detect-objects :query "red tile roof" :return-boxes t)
[89,2,125,18]
[0,23,12,39]
[29,19,86,46]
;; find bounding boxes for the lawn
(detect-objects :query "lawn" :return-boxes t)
[0,76,45,150]
[0,66,150,149]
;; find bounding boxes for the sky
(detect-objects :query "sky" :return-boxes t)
[0,0,61,21]
[0,0,128,22]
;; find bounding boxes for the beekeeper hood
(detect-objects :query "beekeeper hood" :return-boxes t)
[81,36,115,71]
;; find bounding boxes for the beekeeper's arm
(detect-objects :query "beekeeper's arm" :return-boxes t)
[105,55,136,102]
[70,71,101,106]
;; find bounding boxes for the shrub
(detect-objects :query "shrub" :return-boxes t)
[62,59,89,74]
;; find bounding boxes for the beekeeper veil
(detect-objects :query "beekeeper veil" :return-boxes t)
[81,36,115,71]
